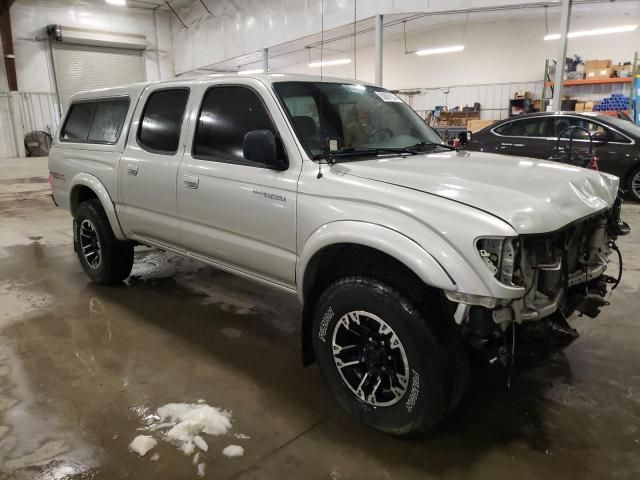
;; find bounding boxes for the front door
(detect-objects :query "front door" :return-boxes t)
[177,81,300,289]
[118,86,191,248]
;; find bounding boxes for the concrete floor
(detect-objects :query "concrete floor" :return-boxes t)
[0,156,639,480]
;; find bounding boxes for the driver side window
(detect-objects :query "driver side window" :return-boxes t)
[193,86,286,167]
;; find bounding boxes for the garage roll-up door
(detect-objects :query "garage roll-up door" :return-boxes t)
[52,43,145,111]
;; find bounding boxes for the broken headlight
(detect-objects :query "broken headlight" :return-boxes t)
[476,237,519,285]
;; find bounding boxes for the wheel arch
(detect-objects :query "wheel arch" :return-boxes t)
[69,173,126,240]
[297,221,457,366]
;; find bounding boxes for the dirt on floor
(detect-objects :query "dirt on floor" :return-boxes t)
[0,157,639,480]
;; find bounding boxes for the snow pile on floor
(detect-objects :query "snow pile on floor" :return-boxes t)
[156,402,232,454]
[222,445,244,457]
[129,435,157,456]
[128,401,248,477]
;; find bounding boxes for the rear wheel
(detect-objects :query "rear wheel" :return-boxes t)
[626,166,640,202]
[74,200,134,285]
[312,276,466,435]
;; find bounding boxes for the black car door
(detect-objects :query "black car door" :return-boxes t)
[492,116,554,159]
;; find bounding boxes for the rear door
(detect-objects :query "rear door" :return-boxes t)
[493,116,554,159]
[177,80,300,289]
[552,115,632,177]
[117,86,191,248]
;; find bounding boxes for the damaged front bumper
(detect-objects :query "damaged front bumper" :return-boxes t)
[449,195,630,361]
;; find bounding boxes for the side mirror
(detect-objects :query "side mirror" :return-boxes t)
[591,130,609,144]
[243,130,288,170]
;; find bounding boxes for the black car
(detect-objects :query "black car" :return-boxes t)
[464,112,640,201]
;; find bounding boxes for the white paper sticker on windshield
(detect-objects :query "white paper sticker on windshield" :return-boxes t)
[374,91,403,102]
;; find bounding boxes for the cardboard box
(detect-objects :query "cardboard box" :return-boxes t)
[575,102,585,112]
[584,101,595,112]
[596,59,612,69]
[514,91,532,99]
[467,119,496,132]
[597,67,613,78]
[586,67,613,79]
[584,59,598,70]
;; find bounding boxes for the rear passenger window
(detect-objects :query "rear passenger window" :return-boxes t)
[61,98,130,144]
[193,86,282,166]
[138,89,190,155]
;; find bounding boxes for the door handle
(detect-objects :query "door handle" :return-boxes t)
[126,164,138,176]
[183,175,199,189]
[500,142,513,147]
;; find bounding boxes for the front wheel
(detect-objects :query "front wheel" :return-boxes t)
[312,277,463,435]
[74,199,134,285]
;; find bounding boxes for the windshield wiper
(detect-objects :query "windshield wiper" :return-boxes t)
[311,141,455,161]
[409,141,457,151]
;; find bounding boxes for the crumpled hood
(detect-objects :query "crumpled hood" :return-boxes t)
[335,150,619,234]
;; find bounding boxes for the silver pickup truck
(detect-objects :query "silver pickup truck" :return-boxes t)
[49,73,628,435]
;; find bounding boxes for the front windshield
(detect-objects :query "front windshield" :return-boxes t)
[597,115,640,138]
[273,81,445,159]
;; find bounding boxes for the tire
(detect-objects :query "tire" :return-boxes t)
[312,276,463,435]
[74,199,134,285]
[625,165,640,203]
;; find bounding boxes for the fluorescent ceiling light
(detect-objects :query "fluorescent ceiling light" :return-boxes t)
[415,45,464,56]
[106,0,126,5]
[544,24,637,40]
[237,68,263,75]
[308,58,351,68]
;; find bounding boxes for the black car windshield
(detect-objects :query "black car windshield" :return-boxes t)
[273,81,446,160]
[595,114,640,138]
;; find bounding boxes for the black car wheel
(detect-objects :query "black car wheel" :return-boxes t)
[312,276,466,435]
[627,166,640,202]
[74,200,134,285]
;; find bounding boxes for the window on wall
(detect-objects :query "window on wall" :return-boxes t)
[138,89,190,155]
[193,86,284,167]
[61,98,130,144]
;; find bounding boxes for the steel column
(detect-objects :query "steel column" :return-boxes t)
[374,14,383,86]
[552,0,572,111]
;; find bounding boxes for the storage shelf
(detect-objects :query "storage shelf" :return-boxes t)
[544,77,632,87]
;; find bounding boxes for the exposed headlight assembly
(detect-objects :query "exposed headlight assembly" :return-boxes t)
[476,237,519,286]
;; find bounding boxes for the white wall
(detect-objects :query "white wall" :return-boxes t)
[12,0,173,94]
[280,12,640,119]
[0,0,174,158]
[170,0,550,74]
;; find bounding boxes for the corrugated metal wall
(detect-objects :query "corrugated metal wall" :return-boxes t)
[18,93,60,137]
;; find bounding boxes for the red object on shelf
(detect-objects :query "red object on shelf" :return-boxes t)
[544,77,632,87]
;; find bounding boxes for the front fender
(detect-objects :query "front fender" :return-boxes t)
[69,173,126,240]
[296,220,457,303]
